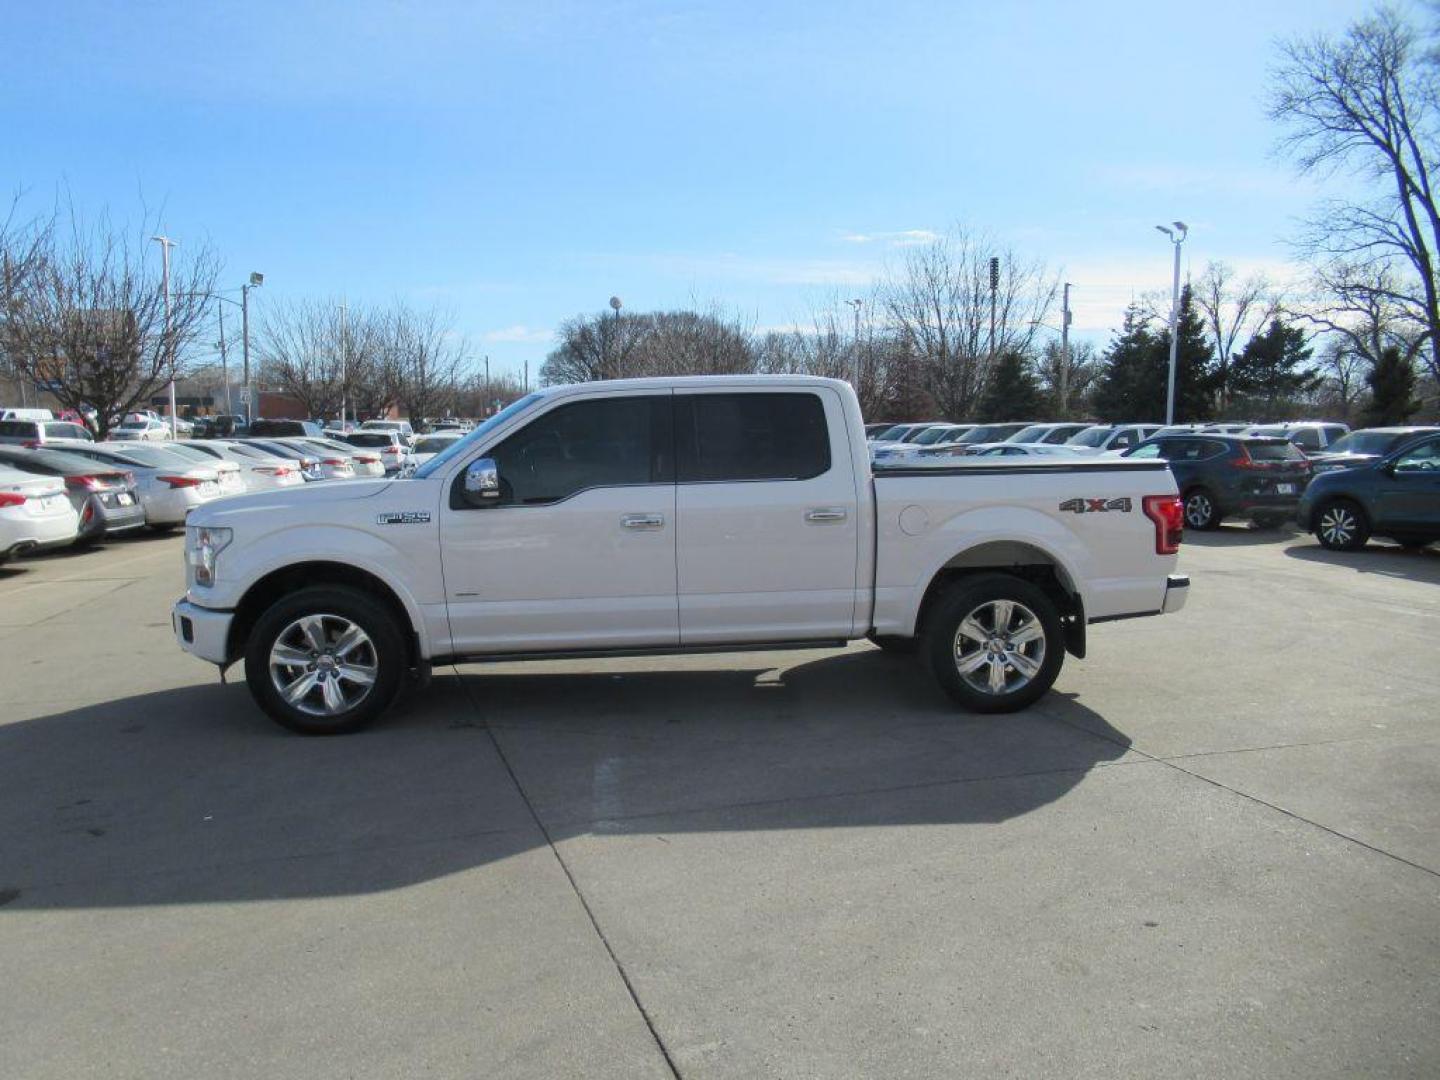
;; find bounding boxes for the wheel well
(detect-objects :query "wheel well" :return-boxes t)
[226,562,419,666]
[913,542,1086,658]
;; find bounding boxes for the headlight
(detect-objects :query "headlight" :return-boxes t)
[185,525,233,587]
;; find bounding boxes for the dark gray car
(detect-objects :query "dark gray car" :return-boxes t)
[1298,432,1440,550]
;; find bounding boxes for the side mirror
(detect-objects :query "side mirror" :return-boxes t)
[463,457,501,505]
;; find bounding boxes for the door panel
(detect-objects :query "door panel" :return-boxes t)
[674,389,860,644]
[439,393,678,654]
[1376,438,1440,528]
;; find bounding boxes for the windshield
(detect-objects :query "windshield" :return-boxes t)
[912,426,956,445]
[1008,425,1050,443]
[345,433,396,448]
[1069,427,1112,447]
[873,425,908,441]
[1326,430,1411,455]
[956,425,1012,443]
[103,445,194,469]
[414,394,545,479]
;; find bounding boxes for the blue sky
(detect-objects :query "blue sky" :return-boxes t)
[0,0,1382,380]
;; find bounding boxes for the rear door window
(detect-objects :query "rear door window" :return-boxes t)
[1291,428,1322,451]
[0,421,38,438]
[676,393,830,482]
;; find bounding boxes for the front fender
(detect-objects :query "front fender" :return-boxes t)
[198,522,442,658]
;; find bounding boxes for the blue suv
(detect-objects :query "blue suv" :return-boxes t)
[1297,431,1440,551]
[1123,433,1312,529]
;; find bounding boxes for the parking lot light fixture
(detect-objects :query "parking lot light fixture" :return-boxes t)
[1156,222,1187,425]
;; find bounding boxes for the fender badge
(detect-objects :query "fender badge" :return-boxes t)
[376,511,432,525]
[1059,497,1132,514]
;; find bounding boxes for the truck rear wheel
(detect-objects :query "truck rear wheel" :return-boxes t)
[244,585,406,735]
[923,574,1065,713]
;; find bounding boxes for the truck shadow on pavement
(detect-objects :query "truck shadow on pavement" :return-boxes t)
[0,650,1131,910]
[1283,540,1440,586]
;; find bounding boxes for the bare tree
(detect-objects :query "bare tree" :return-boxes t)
[1270,7,1440,384]
[1036,339,1100,417]
[540,309,648,384]
[254,298,347,419]
[1,205,219,437]
[1194,261,1284,410]
[1312,337,1369,420]
[385,304,472,423]
[883,228,1058,420]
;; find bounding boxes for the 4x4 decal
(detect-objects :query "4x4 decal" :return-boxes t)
[1058,497,1132,514]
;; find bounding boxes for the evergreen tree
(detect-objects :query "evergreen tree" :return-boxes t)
[1090,307,1160,422]
[976,351,1042,421]
[1364,346,1421,424]
[1228,319,1319,417]
[1091,290,1216,422]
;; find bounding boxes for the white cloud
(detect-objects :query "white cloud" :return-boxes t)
[482,324,552,344]
[839,228,940,247]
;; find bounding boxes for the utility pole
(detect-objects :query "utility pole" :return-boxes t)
[1060,282,1072,417]
[484,354,491,416]
[988,256,999,373]
[217,304,232,415]
[523,360,529,394]
[1155,223,1188,425]
[151,235,178,437]
[844,298,863,387]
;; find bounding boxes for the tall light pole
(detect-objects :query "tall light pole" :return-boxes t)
[241,272,263,421]
[1156,222,1188,425]
[1060,282,1073,417]
[844,298,863,386]
[987,256,1000,371]
[151,236,179,437]
[607,296,622,380]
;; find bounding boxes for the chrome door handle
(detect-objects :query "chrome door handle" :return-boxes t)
[805,507,848,523]
[621,513,665,529]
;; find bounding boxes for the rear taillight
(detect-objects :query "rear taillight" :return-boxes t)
[321,457,346,466]
[253,465,293,476]
[65,475,102,492]
[1143,494,1184,555]
[157,475,204,488]
[356,454,380,464]
[0,491,26,507]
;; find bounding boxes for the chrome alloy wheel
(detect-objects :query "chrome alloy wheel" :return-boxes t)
[1185,492,1214,528]
[268,614,378,717]
[1318,504,1358,547]
[952,598,1046,696]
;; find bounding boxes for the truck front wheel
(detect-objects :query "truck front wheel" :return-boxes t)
[244,585,407,735]
[923,574,1065,713]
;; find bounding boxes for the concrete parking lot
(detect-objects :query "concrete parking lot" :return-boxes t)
[1,527,1437,1079]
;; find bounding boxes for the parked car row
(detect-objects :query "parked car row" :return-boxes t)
[866,418,1440,552]
[0,428,416,566]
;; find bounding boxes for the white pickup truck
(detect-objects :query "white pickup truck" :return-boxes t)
[173,376,1189,734]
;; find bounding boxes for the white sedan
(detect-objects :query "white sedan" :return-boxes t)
[110,418,172,442]
[0,465,79,561]
[60,443,224,529]
[409,431,464,468]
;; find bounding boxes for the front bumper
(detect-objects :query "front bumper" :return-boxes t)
[1162,574,1190,614]
[173,598,234,665]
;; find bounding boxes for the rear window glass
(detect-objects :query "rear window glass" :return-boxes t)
[1246,440,1305,461]
[346,433,395,448]
[677,393,830,482]
[415,436,460,454]
[0,421,38,437]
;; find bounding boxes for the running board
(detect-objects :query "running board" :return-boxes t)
[432,639,850,666]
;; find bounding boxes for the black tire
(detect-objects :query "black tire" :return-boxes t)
[1313,498,1370,552]
[1182,487,1220,530]
[244,585,407,735]
[923,573,1065,714]
[867,634,919,655]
